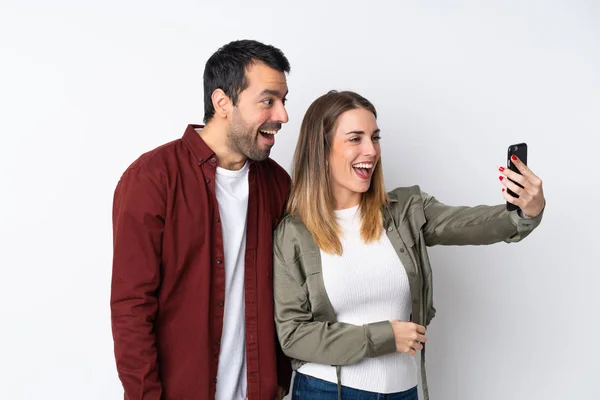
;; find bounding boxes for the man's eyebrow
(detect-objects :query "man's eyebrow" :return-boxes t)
[259,89,288,98]
[345,128,381,135]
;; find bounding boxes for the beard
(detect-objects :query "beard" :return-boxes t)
[229,108,273,162]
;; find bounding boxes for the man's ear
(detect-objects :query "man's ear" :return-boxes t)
[211,89,232,118]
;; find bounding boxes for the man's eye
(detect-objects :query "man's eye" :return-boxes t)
[262,98,273,105]
[373,136,382,141]
[282,98,288,106]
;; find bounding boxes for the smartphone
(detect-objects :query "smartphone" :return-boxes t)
[506,143,528,212]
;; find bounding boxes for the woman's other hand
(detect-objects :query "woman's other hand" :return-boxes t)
[390,320,427,356]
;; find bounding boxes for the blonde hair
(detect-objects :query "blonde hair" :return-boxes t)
[287,91,388,255]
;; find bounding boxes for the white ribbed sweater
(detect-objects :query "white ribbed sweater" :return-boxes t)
[298,205,417,393]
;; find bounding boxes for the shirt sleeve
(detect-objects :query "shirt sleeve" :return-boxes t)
[273,240,396,366]
[419,190,544,246]
[276,335,293,391]
[111,168,165,399]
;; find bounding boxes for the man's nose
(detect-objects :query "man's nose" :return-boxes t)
[274,103,289,124]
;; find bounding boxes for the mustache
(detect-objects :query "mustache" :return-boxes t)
[258,123,282,131]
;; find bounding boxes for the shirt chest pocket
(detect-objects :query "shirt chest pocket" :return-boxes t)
[294,252,335,322]
[397,207,426,249]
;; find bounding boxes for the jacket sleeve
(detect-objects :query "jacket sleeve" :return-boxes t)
[273,243,397,366]
[111,168,164,399]
[420,191,544,247]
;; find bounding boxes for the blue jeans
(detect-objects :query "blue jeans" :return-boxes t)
[292,372,419,400]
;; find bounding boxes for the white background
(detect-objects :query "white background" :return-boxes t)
[1,0,599,399]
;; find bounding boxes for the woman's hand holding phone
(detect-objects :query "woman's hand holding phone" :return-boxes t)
[499,155,545,218]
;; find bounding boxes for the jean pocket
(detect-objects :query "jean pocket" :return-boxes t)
[293,373,338,399]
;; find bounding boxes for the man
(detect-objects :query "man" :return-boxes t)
[110,40,292,400]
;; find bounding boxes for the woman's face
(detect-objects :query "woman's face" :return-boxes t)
[328,108,381,209]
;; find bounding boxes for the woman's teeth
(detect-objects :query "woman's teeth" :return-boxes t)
[352,163,373,169]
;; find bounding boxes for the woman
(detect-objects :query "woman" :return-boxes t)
[273,91,545,400]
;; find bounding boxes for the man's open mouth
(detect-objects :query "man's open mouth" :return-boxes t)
[259,129,278,138]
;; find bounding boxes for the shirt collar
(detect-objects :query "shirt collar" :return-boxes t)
[182,124,256,167]
[182,124,214,165]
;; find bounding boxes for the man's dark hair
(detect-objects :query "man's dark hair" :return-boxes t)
[203,39,291,123]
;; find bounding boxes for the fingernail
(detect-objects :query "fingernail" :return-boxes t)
[511,155,517,161]
[499,176,504,181]
[499,166,505,172]
[502,188,505,192]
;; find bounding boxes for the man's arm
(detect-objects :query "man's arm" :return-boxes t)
[275,337,292,397]
[111,168,165,399]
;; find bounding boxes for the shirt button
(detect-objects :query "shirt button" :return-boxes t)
[216,217,221,223]
[400,248,405,253]
[215,339,220,345]
[205,178,211,184]
[217,301,224,307]
[388,226,393,231]
[211,157,216,163]
[216,258,222,265]
[215,378,218,383]
[409,271,416,277]
[413,299,418,304]
[198,157,203,163]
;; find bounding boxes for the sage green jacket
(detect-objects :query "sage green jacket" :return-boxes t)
[273,185,543,400]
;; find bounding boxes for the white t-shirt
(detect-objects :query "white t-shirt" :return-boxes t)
[214,161,249,400]
[298,205,417,393]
